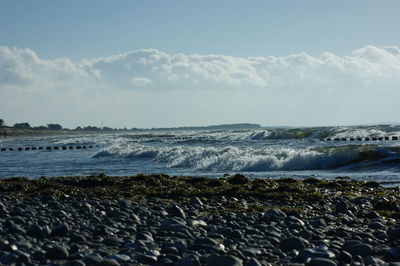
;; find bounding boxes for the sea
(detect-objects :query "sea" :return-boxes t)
[1,125,400,184]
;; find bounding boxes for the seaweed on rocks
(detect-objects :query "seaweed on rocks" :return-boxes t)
[0,174,398,217]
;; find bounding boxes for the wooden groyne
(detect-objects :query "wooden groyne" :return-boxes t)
[321,136,399,142]
[0,145,99,152]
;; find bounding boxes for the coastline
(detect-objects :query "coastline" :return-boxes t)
[1,174,400,265]
[0,128,127,138]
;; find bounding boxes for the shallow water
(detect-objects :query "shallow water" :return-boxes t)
[1,125,400,183]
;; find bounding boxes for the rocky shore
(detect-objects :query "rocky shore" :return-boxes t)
[0,174,400,265]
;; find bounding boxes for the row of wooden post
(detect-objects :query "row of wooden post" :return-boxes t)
[321,136,399,142]
[0,145,98,152]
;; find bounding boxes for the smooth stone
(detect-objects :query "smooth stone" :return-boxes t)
[369,222,385,230]
[390,246,400,260]
[97,259,120,266]
[52,223,69,236]
[46,245,69,260]
[8,224,26,234]
[190,197,203,206]
[206,254,243,266]
[136,232,154,243]
[264,209,287,221]
[175,255,201,266]
[246,257,263,266]
[187,219,207,227]
[299,247,335,260]
[66,259,86,266]
[338,250,352,264]
[335,201,348,213]
[174,239,188,253]
[308,258,337,266]
[131,213,141,224]
[160,217,186,229]
[280,237,309,252]
[11,250,31,263]
[241,247,261,257]
[363,256,386,265]
[106,254,130,263]
[167,205,186,219]
[345,243,374,258]
[388,228,400,242]
[309,218,326,227]
[366,211,380,219]
[83,254,103,264]
[0,254,19,265]
[137,254,157,264]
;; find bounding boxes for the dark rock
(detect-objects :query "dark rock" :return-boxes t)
[46,245,69,260]
[137,254,157,264]
[175,255,201,266]
[369,221,385,230]
[366,211,380,219]
[338,250,352,264]
[345,243,374,258]
[52,223,69,236]
[374,200,400,211]
[363,256,386,265]
[190,197,203,206]
[298,247,335,260]
[308,258,337,266]
[167,205,186,219]
[0,253,19,265]
[11,250,31,263]
[227,174,249,184]
[280,236,309,252]
[97,259,120,266]
[335,201,348,213]
[264,209,287,222]
[206,254,243,266]
[66,260,86,266]
[70,233,87,243]
[309,218,326,227]
[390,246,400,260]
[83,254,103,265]
[106,254,130,263]
[245,257,262,266]
[388,228,400,242]
[8,224,26,234]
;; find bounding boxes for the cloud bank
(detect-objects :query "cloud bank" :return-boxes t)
[1,45,400,127]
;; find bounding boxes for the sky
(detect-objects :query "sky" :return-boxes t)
[1,0,400,128]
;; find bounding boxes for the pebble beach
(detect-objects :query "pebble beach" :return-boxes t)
[0,174,400,265]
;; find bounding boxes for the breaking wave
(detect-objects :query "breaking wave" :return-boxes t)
[94,143,400,172]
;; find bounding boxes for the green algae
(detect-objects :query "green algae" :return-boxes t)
[0,174,399,217]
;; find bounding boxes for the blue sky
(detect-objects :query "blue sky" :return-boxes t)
[1,1,400,128]
[2,1,399,60]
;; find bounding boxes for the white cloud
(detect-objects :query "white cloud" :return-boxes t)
[78,46,400,91]
[2,45,400,92]
[131,77,152,86]
[2,45,400,127]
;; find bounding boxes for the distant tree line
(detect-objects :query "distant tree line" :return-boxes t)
[0,118,136,131]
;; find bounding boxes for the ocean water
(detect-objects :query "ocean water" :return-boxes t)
[1,125,400,184]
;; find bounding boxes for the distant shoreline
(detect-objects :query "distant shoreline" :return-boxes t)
[0,128,124,138]
[0,123,262,138]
